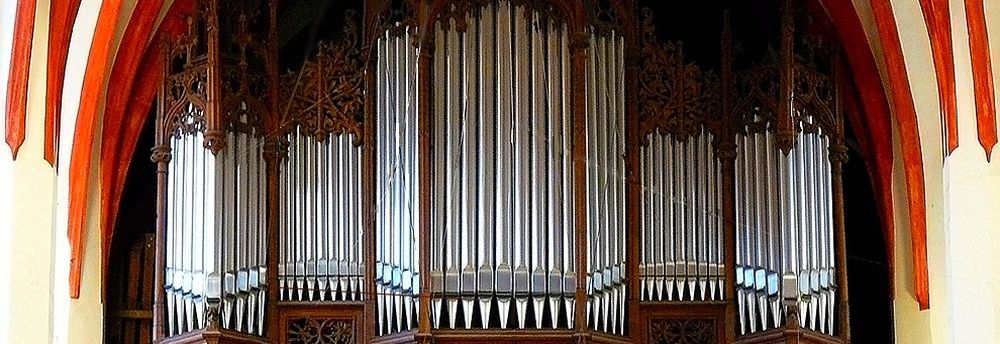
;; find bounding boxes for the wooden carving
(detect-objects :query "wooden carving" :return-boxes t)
[159,2,209,143]
[637,8,720,140]
[287,318,355,344]
[733,62,780,135]
[218,0,272,136]
[278,10,365,141]
[648,318,718,344]
[792,38,840,138]
[587,0,628,36]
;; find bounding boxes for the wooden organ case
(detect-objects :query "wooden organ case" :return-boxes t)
[150,0,851,343]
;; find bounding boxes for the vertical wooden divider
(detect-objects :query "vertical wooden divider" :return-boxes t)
[151,34,173,342]
[264,0,281,341]
[623,0,643,339]
[416,3,434,341]
[362,2,379,342]
[831,56,851,343]
[569,28,591,341]
[719,11,739,344]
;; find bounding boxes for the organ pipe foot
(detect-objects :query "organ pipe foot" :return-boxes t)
[756,294,768,330]
[548,296,561,329]
[617,285,626,334]
[377,289,386,334]
[447,298,459,329]
[498,298,511,329]
[462,298,475,329]
[431,298,443,329]
[403,294,415,330]
[565,298,575,329]
[515,297,528,329]
[809,294,818,331]
[533,297,545,329]
[479,297,492,329]
[395,293,405,333]
[609,290,618,334]
[770,298,781,330]
[664,278,673,301]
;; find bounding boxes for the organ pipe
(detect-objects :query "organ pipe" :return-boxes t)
[586,29,627,335]
[376,29,420,336]
[428,1,581,331]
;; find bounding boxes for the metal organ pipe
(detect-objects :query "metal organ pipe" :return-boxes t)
[163,107,267,337]
[278,128,364,305]
[638,127,724,307]
[734,115,836,336]
[428,1,577,331]
[376,29,420,336]
[585,29,626,336]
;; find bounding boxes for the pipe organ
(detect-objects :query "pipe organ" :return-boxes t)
[151,0,853,343]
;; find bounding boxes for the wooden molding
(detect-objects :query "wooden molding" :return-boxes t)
[97,0,166,300]
[919,0,959,155]
[964,0,998,160]
[4,0,36,160]
[43,0,83,166]
[66,0,125,299]
[869,0,931,310]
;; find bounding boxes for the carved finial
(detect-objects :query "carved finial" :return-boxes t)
[150,145,172,164]
[640,7,655,36]
[203,130,227,154]
[829,143,849,172]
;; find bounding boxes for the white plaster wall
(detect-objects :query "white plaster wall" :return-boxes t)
[0,0,19,339]
[939,0,1000,342]
[7,1,58,343]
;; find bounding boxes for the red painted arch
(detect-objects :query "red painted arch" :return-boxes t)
[4,0,36,160]
[43,0,83,167]
[919,0,959,156]
[867,0,931,310]
[964,0,997,161]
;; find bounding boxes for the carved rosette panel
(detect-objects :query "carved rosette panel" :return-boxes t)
[287,318,355,344]
[279,11,364,141]
[648,318,717,344]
